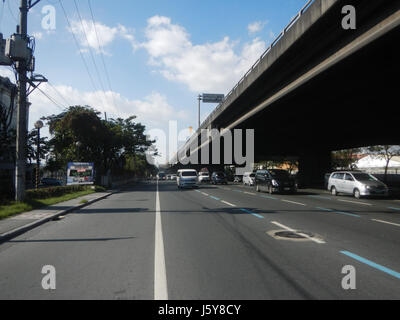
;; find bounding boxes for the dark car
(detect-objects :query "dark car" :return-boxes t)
[255,169,296,194]
[211,171,227,185]
[41,178,63,186]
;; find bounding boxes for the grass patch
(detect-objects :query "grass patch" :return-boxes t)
[79,199,89,204]
[0,189,96,221]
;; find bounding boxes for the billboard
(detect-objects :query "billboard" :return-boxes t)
[67,162,95,185]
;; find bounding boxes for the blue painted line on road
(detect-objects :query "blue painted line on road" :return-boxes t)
[388,207,400,211]
[195,190,201,193]
[240,208,264,219]
[210,196,220,201]
[316,207,360,218]
[259,195,277,200]
[233,189,243,193]
[307,195,332,200]
[340,251,400,280]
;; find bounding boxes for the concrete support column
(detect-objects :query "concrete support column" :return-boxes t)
[297,150,331,188]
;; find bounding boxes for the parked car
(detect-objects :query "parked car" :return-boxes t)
[198,171,210,183]
[243,172,255,186]
[211,171,227,185]
[255,169,296,194]
[233,175,242,183]
[327,171,388,198]
[41,178,63,186]
[177,169,198,188]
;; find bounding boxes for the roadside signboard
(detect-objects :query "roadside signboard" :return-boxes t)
[66,162,95,185]
[202,93,224,103]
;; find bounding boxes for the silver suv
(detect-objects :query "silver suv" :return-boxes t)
[327,171,389,199]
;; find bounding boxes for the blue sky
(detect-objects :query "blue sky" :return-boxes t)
[0,0,307,163]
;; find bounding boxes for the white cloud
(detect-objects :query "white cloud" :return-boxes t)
[247,21,267,35]
[0,68,16,82]
[139,15,267,93]
[68,19,136,55]
[28,83,187,129]
[32,32,43,40]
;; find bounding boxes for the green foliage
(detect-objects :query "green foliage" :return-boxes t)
[25,185,89,200]
[42,106,157,180]
[94,185,106,192]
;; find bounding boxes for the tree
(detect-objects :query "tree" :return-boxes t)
[332,148,362,170]
[366,145,400,182]
[43,106,156,182]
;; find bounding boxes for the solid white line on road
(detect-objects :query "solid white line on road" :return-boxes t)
[154,180,168,300]
[371,219,400,227]
[221,200,236,207]
[281,199,306,206]
[244,192,257,195]
[271,221,325,244]
[337,199,372,206]
[201,192,209,196]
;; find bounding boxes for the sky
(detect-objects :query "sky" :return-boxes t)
[0,0,307,164]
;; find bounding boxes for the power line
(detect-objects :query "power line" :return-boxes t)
[47,81,73,107]
[6,0,18,24]
[73,0,109,110]
[58,0,99,96]
[0,0,5,29]
[35,85,66,111]
[87,0,118,111]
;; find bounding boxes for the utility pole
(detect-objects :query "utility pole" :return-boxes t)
[15,0,29,201]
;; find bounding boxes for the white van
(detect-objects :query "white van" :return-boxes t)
[177,169,198,188]
[243,172,255,186]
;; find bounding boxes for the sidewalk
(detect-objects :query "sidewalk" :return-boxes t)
[0,191,113,243]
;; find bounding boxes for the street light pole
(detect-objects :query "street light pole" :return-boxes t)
[34,120,43,189]
[198,95,202,130]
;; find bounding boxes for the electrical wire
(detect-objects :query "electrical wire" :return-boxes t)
[58,0,99,96]
[48,81,73,107]
[87,0,118,111]
[0,0,5,30]
[35,85,66,111]
[73,0,109,110]
[7,0,18,24]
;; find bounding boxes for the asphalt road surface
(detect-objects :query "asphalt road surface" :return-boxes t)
[1,180,400,299]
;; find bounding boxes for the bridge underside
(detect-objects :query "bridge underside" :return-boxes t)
[171,1,399,187]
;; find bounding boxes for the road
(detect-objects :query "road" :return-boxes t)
[1,180,400,299]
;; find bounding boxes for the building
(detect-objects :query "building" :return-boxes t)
[0,75,33,196]
[353,155,400,174]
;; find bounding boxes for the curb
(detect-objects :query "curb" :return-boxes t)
[0,191,116,244]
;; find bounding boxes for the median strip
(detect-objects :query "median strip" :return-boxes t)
[340,251,400,280]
